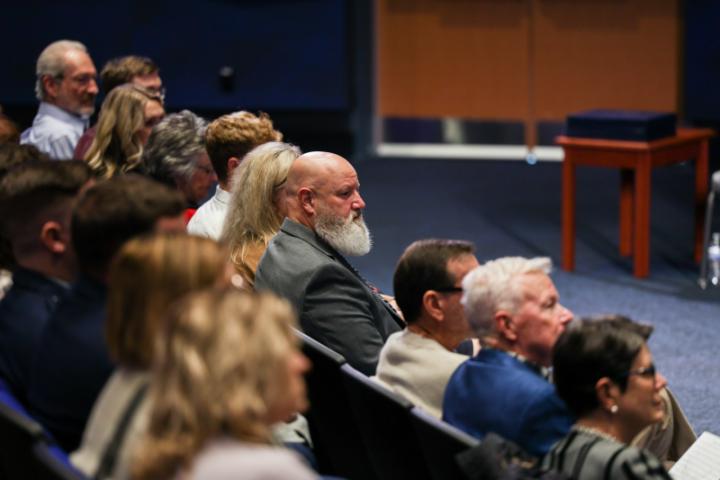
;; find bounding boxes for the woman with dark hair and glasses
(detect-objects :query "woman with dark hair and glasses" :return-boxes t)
[541,315,672,479]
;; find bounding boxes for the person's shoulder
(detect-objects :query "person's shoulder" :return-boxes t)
[610,444,669,479]
[189,440,317,480]
[0,272,65,328]
[261,229,336,277]
[186,205,222,240]
[32,114,75,138]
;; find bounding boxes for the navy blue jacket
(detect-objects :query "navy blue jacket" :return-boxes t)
[27,274,112,452]
[443,348,574,457]
[0,268,68,403]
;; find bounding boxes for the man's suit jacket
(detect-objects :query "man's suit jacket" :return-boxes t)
[0,268,68,403]
[443,348,573,456]
[255,219,403,375]
[28,274,112,452]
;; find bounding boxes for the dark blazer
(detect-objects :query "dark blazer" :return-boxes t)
[443,348,574,457]
[28,274,112,452]
[255,219,403,375]
[0,268,68,403]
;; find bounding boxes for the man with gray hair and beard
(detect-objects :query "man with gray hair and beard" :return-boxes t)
[255,151,403,375]
[21,40,98,159]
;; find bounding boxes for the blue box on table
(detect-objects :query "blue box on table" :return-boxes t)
[565,109,677,141]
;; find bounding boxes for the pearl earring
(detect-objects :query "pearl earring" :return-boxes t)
[610,405,618,414]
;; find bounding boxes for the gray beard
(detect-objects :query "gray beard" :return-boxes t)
[315,211,372,257]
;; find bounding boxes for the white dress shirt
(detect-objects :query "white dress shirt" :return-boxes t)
[187,186,231,240]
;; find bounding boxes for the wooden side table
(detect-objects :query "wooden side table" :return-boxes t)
[557,128,714,278]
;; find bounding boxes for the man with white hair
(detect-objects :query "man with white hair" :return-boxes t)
[444,256,696,463]
[255,151,403,375]
[21,40,98,159]
[442,256,574,456]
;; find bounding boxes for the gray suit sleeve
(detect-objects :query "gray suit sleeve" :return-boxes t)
[300,263,385,375]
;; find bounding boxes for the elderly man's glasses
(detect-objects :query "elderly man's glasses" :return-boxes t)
[54,74,97,86]
[144,86,166,102]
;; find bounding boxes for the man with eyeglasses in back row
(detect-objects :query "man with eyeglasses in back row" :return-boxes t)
[21,40,99,160]
[73,55,164,161]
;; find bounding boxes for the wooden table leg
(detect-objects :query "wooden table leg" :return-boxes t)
[634,155,651,277]
[694,140,709,263]
[562,153,576,271]
[619,169,634,256]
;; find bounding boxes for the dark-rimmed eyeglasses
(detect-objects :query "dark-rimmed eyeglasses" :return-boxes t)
[618,363,656,379]
[434,287,463,294]
[144,86,166,102]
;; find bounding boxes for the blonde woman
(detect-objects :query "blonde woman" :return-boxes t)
[132,288,315,480]
[71,233,231,480]
[222,141,301,288]
[84,84,164,178]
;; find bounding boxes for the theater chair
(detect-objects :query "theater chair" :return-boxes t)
[297,330,378,480]
[0,378,85,480]
[409,406,480,480]
[341,364,430,480]
[33,442,87,480]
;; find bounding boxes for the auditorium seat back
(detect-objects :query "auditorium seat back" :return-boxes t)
[33,442,88,480]
[0,377,84,480]
[297,330,378,480]
[409,406,480,480]
[340,364,431,480]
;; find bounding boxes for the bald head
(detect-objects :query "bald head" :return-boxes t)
[286,151,364,226]
[285,151,371,256]
[287,152,349,192]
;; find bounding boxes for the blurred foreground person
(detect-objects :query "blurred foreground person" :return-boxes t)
[72,233,230,480]
[0,144,51,297]
[0,111,20,144]
[28,175,185,451]
[132,289,316,480]
[0,160,91,400]
[541,316,672,479]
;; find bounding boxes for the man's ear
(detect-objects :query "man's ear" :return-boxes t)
[495,311,517,342]
[298,187,315,215]
[422,290,443,322]
[42,75,60,100]
[595,377,621,413]
[226,156,241,177]
[40,221,67,254]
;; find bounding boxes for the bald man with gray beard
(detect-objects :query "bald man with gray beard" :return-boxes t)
[255,151,403,375]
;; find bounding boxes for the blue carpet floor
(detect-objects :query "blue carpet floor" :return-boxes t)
[351,156,720,435]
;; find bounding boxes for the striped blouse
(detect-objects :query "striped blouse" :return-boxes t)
[540,429,672,480]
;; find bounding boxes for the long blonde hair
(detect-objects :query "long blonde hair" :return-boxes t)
[131,288,300,480]
[105,233,228,369]
[84,84,162,178]
[222,142,301,283]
